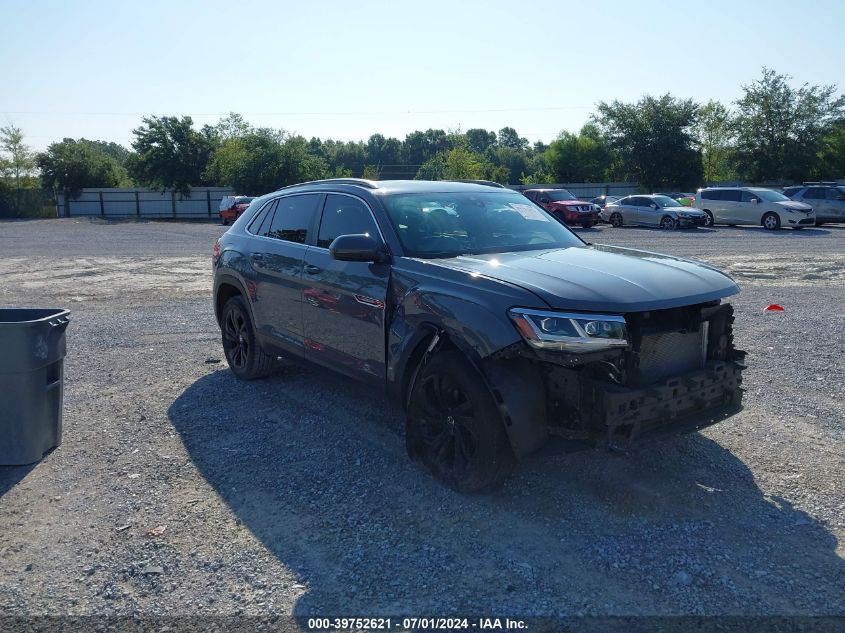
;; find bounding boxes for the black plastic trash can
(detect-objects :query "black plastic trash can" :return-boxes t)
[0,308,70,465]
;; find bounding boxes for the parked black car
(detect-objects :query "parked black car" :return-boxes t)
[213,179,746,491]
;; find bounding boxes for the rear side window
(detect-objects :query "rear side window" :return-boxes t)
[829,187,845,200]
[317,194,380,248]
[723,190,741,202]
[266,194,321,244]
[249,199,277,236]
[700,190,719,200]
[804,187,827,199]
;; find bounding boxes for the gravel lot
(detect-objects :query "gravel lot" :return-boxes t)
[1,218,843,621]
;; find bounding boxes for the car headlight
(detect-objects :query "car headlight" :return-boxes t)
[508,308,628,353]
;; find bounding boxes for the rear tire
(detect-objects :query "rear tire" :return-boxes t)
[762,212,781,230]
[221,296,277,380]
[609,213,623,228]
[407,351,514,492]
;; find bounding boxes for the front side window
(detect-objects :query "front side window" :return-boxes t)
[265,194,321,243]
[653,195,683,208]
[804,187,826,199]
[741,191,761,203]
[829,187,845,200]
[751,189,789,203]
[722,190,742,202]
[382,191,583,258]
[317,194,380,248]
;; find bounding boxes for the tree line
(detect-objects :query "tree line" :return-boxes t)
[1,68,843,214]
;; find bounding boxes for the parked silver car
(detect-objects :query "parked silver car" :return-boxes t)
[693,187,814,230]
[602,195,708,229]
[782,183,845,225]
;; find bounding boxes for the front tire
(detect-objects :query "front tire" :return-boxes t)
[762,212,781,230]
[609,213,623,228]
[660,216,678,230]
[407,351,514,492]
[702,210,714,227]
[221,296,277,380]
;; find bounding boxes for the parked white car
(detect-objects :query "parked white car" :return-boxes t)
[602,194,708,229]
[693,187,815,230]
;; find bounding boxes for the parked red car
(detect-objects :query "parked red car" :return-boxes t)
[523,188,600,228]
[219,196,255,225]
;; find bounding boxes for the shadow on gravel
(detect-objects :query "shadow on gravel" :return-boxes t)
[168,366,845,616]
[0,464,36,499]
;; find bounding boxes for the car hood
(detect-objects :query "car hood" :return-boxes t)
[425,244,739,312]
[549,200,591,208]
[776,200,813,211]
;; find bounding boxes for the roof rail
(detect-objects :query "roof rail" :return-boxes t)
[276,178,379,191]
[801,181,838,186]
[445,179,507,188]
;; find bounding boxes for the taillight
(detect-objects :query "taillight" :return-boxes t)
[213,239,221,259]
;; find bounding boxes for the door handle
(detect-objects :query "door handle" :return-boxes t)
[304,264,321,275]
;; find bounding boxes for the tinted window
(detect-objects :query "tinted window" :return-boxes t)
[782,187,801,197]
[722,190,741,202]
[265,194,320,243]
[804,187,826,199]
[829,187,845,200]
[741,191,761,203]
[615,197,630,205]
[318,194,380,248]
[249,199,277,235]
[700,190,719,200]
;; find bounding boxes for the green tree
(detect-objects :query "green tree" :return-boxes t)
[214,112,252,141]
[594,94,703,190]
[695,101,736,183]
[498,127,528,151]
[465,128,497,154]
[732,68,845,182]
[0,124,38,214]
[206,130,326,194]
[815,121,845,178]
[37,138,126,197]
[443,145,484,179]
[415,153,447,180]
[129,116,217,195]
[545,124,613,182]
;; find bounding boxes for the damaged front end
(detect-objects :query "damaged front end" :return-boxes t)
[491,301,746,453]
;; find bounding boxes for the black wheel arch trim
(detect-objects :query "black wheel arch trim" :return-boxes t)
[214,273,255,326]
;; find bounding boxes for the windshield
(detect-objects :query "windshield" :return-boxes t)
[753,189,789,202]
[382,191,584,258]
[653,195,683,208]
[546,190,577,201]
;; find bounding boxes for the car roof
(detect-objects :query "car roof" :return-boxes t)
[277,178,513,195]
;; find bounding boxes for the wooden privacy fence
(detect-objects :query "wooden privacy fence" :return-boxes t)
[57,187,236,219]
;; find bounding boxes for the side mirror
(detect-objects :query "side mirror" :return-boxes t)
[750,198,758,204]
[329,234,388,263]
[650,203,658,209]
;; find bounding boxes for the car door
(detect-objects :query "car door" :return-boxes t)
[826,187,845,222]
[613,196,636,224]
[626,196,648,225]
[250,193,323,352]
[722,189,744,223]
[301,193,390,384]
[637,197,662,226]
[802,187,828,220]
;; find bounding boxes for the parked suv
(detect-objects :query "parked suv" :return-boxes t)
[693,187,814,229]
[522,188,600,228]
[213,179,746,491]
[219,195,255,225]
[782,183,845,225]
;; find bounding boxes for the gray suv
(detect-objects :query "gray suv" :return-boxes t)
[213,179,746,491]
[783,183,845,225]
